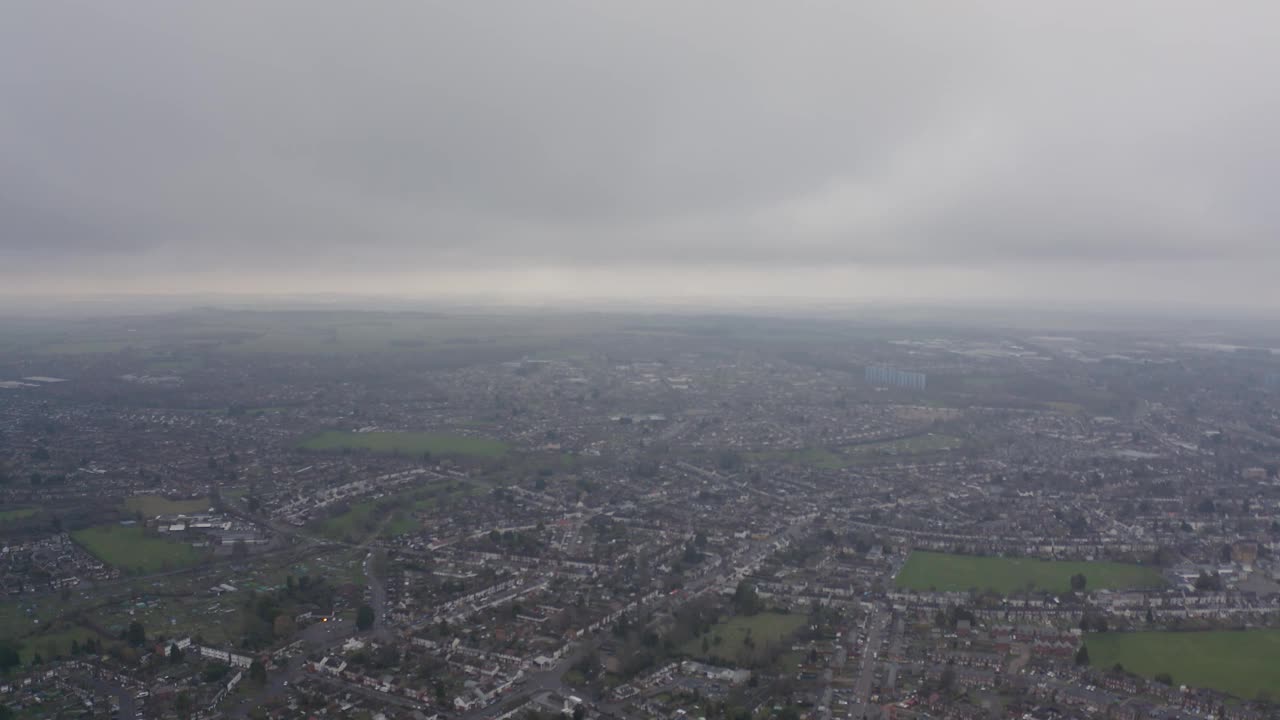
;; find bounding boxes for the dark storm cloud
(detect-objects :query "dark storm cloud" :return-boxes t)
[2,1,1279,300]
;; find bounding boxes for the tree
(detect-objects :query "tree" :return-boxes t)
[175,692,193,716]
[168,643,183,664]
[1075,644,1090,666]
[572,704,586,720]
[732,582,762,616]
[273,614,297,639]
[1194,570,1224,591]
[939,665,956,692]
[249,659,267,684]
[126,621,146,647]
[356,604,375,631]
[1070,573,1087,592]
[1154,672,1173,686]
[0,640,20,676]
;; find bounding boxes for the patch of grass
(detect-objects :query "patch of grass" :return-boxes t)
[961,376,1005,390]
[18,627,109,665]
[1044,401,1087,415]
[1088,630,1280,700]
[895,551,1165,594]
[382,514,420,538]
[312,500,383,542]
[680,612,807,666]
[750,434,962,468]
[849,433,961,456]
[299,430,508,458]
[312,476,495,542]
[123,495,211,516]
[0,508,38,523]
[71,524,206,574]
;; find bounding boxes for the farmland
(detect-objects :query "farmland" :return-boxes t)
[1087,630,1280,700]
[71,524,206,574]
[298,430,508,458]
[894,551,1166,594]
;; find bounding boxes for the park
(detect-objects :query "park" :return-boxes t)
[894,551,1166,594]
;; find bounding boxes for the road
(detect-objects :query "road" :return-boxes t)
[87,676,136,719]
[852,609,889,720]
[363,550,392,642]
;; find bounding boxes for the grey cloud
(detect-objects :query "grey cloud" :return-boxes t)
[2,1,1280,303]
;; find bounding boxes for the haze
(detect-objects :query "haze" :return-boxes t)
[3,2,1279,309]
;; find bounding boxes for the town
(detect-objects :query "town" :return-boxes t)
[1,308,1279,720]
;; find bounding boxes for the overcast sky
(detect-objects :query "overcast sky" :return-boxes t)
[3,2,1279,308]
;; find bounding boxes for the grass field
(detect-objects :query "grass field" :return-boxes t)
[299,430,508,458]
[751,434,962,469]
[895,551,1165,594]
[72,524,206,574]
[0,508,37,523]
[680,612,807,666]
[313,477,493,541]
[124,495,212,516]
[313,499,385,542]
[849,434,960,456]
[17,627,110,665]
[1088,630,1280,700]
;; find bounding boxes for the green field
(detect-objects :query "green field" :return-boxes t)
[15,627,111,665]
[71,524,206,574]
[895,551,1165,594]
[313,477,493,541]
[680,613,807,666]
[299,430,508,458]
[751,434,962,468]
[1088,630,1280,700]
[0,508,37,523]
[312,499,385,542]
[124,495,211,516]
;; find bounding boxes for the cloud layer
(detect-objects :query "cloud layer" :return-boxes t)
[3,2,1279,305]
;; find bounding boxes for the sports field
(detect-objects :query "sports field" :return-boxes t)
[124,495,211,516]
[298,430,508,458]
[1088,630,1280,700]
[71,524,206,574]
[894,551,1165,594]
